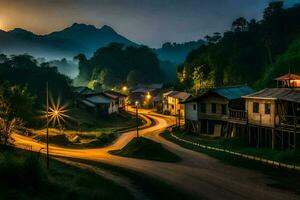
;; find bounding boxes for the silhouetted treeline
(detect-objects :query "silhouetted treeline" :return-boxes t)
[75,43,165,89]
[176,2,300,93]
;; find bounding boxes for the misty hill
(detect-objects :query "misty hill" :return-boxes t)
[155,40,206,63]
[0,23,137,59]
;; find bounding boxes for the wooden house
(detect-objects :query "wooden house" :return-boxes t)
[104,90,127,110]
[242,88,300,150]
[128,84,163,108]
[78,92,118,115]
[163,91,192,118]
[184,86,255,137]
[275,72,300,88]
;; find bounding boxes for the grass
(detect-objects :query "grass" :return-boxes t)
[161,130,300,195]
[29,108,145,148]
[110,137,181,163]
[167,129,300,165]
[67,157,200,200]
[0,145,134,200]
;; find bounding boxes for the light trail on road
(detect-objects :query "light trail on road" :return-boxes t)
[12,109,299,200]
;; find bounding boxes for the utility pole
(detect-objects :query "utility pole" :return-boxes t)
[46,82,49,169]
[135,101,139,138]
[178,110,181,128]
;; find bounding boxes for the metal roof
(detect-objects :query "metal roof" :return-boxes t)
[275,73,300,81]
[165,91,192,101]
[211,85,255,100]
[85,94,115,104]
[242,88,300,102]
[183,85,255,103]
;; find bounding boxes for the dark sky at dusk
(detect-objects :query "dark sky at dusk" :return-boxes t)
[0,0,298,47]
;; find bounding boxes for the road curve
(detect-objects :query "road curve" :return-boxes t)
[12,109,299,200]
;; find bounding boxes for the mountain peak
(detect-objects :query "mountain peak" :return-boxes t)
[9,28,35,36]
[69,23,97,31]
[100,25,115,32]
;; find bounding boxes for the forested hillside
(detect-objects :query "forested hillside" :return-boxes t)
[75,43,165,89]
[176,2,300,93]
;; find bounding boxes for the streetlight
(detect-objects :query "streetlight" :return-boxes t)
[135,101,139,138]
[46,82,49,169]
[44,85,69,169]
[122,86,127,92]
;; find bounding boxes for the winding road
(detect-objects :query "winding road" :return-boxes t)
[12,109,300,200]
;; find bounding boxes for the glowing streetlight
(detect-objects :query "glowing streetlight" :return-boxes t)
[122,86,128,92]
[44,85,70,169]
[146,92,151,100]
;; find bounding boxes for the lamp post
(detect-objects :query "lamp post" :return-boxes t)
[46,82,49,169]
[135,101,139,138]
[45,86,68,169]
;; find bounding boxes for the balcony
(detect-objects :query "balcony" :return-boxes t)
[278,115,300,129]
[228,108,247,124]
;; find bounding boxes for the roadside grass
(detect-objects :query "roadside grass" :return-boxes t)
[161,130,300,195]
[0,145,133,200]
[28,108,145,148]
[67,157,200,200]
[110,137,181,163]
[167,129,300,165]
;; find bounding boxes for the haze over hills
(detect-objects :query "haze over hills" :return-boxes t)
[0,23,205,63]
[0,23,138,59]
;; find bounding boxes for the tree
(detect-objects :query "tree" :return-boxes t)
[127,70,141,86]
[0,83,31,145]
[232,17,248,32]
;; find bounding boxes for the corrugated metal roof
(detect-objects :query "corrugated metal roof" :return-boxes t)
[86,95,115,104]
[80,100,96,107]
[275,73,300,81]
[183,85,255,103]
[242,88,300,102]
[211,85,255,100]
[165,91,192,101]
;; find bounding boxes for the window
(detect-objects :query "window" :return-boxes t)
[253,102,259,113]
[171,105,174,109]
[193,104,197,111]
[211,103,216,113]
[265,103,271,114]
[221,104,227,115]
[200,103,206,113]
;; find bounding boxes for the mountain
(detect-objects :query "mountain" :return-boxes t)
[155,40,206,64]
[0,23,137,59]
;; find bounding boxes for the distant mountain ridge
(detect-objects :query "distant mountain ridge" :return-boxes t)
[154,40,206,63]
[0,23,205,64]
[0,23,137,59]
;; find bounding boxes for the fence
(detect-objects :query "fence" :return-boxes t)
[170,132,300,171]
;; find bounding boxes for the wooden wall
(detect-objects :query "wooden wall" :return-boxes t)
[185,102,198,121]
[246,99,276,127]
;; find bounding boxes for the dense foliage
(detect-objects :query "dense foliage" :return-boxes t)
[0,54,72,103]
[176,2,300,93]
[75,43,165,89]
[0,54,73,126]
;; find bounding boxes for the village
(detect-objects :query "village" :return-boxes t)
[73,71,300,152]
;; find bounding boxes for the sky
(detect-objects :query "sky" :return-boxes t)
[0,0,296,47]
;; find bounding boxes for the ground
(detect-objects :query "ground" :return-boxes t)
[0,146,133,200]
[11,108,300,200]
[110,136,181,162]
[27,108,143,148]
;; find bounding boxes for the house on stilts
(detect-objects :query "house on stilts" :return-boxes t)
[184,85,255,137]
[242,73,300,150]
